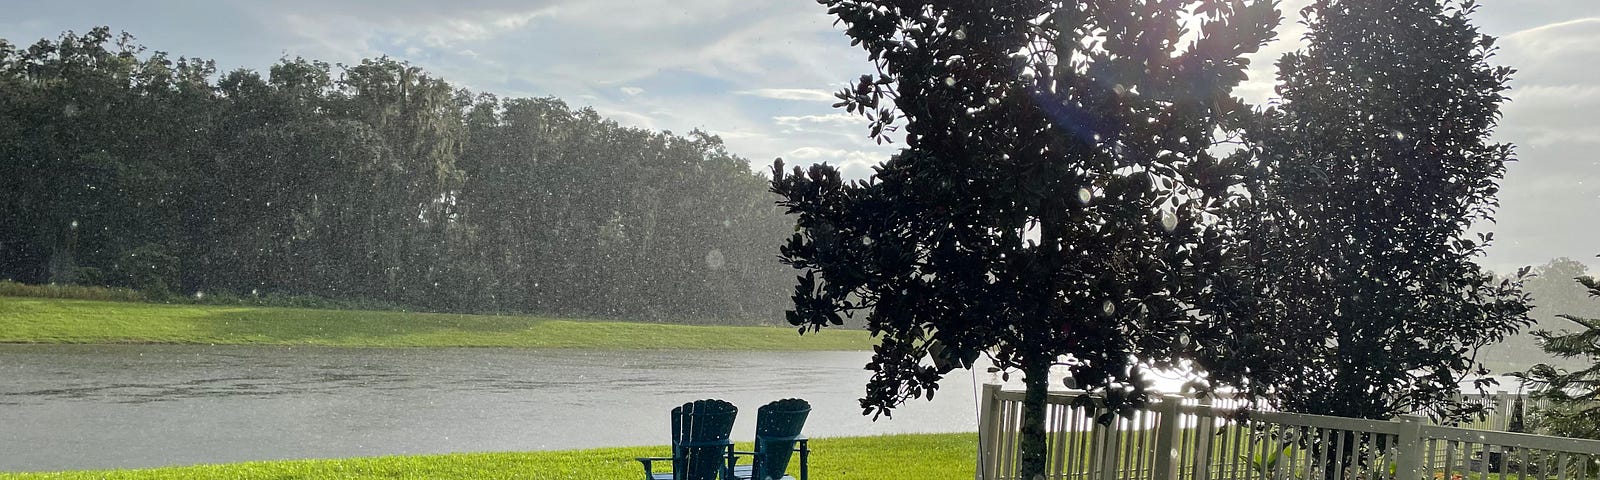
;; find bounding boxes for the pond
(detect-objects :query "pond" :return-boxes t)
[0,344,986,472]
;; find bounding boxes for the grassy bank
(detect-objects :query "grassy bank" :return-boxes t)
[0,296,872,350]
[0,433,975,479]
[0,280,406,311]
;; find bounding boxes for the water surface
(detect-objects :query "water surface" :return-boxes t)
[0,344,985,472]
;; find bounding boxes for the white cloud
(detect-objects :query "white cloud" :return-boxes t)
[415,9,553,47]
[593,107,657,131]
[786,147,847,159]
[620,86,644,96]
[1502,17,1600,54]
[773,113,863,128]
[738,88,837,102]
[783,147,886,166]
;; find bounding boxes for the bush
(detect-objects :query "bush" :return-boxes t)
[110,243,179,296]
[0,280,149,302]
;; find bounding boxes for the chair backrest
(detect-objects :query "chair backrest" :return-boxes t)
[751,398,810,480]
[671,399,738,480]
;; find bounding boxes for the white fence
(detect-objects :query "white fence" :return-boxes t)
[977,384,1600,480]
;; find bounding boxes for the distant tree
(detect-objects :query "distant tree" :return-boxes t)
[1527,258,1600,326]
[773,0,1279,477]
[1482,258,1600,371]
[0,28,217,290]
[1236,0,1532,421]
[1521,267,1600,440]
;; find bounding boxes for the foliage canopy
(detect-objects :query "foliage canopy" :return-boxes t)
[772,0,1281,476]
[1232,0,1531,421]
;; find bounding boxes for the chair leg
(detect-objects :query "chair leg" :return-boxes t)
[799,440,809,480]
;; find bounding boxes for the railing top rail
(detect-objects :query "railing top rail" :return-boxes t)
[990,388,1098,404]
[992,386,1404,435]
[990,387,1260,405]
[1424,424,1600,455]
[1231,408,1404,435]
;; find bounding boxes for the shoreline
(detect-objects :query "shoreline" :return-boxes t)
[0,296,874,351]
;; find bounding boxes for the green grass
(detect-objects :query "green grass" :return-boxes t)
[0,433,975,479]
[0,296,872,350]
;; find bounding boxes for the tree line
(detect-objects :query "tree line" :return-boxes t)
[0,27,794,323]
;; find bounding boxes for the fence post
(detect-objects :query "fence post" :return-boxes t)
[1152,395,1184,480]
[979,383,1002,480]
[1395,415,1427,480]
[1194,397,1214,480]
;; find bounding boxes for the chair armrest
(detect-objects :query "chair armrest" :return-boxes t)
[636,456,671,478]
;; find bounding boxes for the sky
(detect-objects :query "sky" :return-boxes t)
[3,0,1596,275]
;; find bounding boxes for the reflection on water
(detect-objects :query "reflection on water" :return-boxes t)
[0,344,983,472]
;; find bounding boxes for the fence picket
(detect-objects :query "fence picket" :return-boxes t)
[976,387,1593,480]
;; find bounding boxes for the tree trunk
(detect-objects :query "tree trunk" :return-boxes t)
[1018,356,1052,480]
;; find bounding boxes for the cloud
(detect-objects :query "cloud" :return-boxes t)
[784,147,886,165]
[620,86,644,96]
[593,107,657,131]
[785,146,847,159]
[775,147,886,179]
[1502,17,1600,52]
[773,113,863,129]
[738,88,837,102]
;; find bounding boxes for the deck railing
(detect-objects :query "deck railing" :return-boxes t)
[976,384,1600,480]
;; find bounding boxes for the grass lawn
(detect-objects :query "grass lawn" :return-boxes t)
[0,296,873,350]
[0,433,975,480]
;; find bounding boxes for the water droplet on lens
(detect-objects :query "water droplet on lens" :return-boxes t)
[1160,210,1179,232]
[705,249,726,270]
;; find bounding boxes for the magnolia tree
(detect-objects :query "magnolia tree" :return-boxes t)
[771,0,1281,476]
[1234,0,1532,421]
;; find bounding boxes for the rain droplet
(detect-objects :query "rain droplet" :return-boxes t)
[69,220,78,229]
[987,97,1000,105]
[954,26,967,41]
[945,77,957,87]
[1160,210,1179,232]
[1100,299,1116,317]
[1076,187,1093,205]
[705,249,726,270]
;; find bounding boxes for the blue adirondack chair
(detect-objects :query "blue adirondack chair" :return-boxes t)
[730,398,810,480]
[637,399,740,480]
